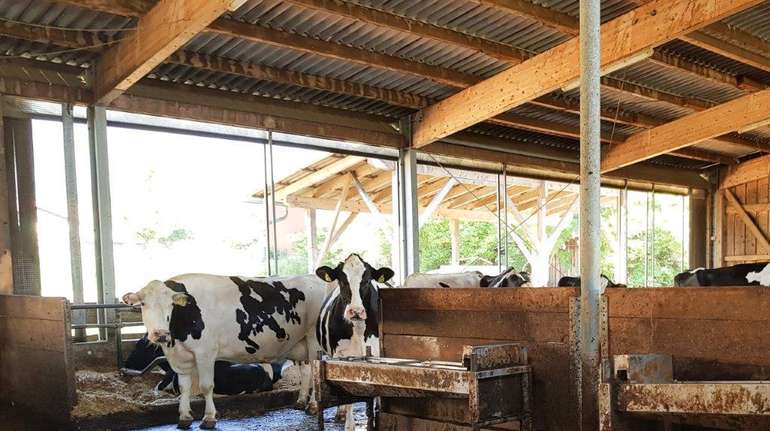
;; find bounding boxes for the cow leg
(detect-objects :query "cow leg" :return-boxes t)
[196,355,217,429]
[177,373,194,429]
[343,404,355,431]
[335,404,348,422]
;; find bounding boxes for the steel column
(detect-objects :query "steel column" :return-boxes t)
[87,106,116,338]
[0,101,13,295]
[579,0,602,425]
[399,117,419,278]
[63,104,86,340]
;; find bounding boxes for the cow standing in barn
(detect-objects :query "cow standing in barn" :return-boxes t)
[674,262,770,287]
[315,253,395,431]
[122,274,327,429]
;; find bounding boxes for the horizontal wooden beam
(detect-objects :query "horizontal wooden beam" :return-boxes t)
[682,22,770,73]
[477,0,578,36]
[602,88,770,172]
[274,156,365,200]
[93,0,245,104]
[411,0,763,148]
[56,0,153,16]
[720,155,770,189]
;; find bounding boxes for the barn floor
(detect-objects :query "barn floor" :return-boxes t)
[134,404,368,431]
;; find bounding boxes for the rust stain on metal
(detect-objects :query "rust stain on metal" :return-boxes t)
[618,383,770,416]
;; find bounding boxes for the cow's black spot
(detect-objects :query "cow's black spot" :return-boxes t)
[165,280,205,343]
[231,277,305,354]
[439,282,450,288]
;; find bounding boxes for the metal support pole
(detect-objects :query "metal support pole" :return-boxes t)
[503,165,509,268]
[262,142,273,276]
[306,209,318,274]
[87,106,116,339]
[63,104,86,341]
[398,117,419,279]
[268,131,279,274]
[496,173,504,272]
[391,170,401,284]
[651,186,656,286]
[578,0,602,425]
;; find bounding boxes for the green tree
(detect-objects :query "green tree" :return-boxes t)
[627,227,683,287]
[277,229,346,276]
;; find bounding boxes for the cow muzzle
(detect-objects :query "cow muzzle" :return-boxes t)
[148,329,171,344]
[345,306,367,321]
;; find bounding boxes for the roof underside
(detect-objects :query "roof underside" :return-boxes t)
[2,0,770,172]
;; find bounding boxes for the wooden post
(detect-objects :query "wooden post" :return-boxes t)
[450,219,460,266]
[689,189,708,269]
[315,175,351,268]
[0,101,12,294]
[305,208,318,274]
[614,188,628,283]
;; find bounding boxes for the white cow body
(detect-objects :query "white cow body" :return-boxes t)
[124,273,327,429]
[402,271,484,288]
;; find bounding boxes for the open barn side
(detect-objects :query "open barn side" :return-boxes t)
[379,287,580,430]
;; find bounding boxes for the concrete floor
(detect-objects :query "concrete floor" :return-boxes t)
[135,404,368,431]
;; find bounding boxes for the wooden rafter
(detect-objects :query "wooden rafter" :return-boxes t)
[682,22,770,73]
[724,189,770,254]
[411,0,764,148]
[93,0,246,104]
[602,88,770,172]
[720,155,770,189]
[315,175,352,267]
[477,0,578,36]
[275,156,364,200]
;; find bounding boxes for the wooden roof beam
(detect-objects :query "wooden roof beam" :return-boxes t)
[411,0,763,148]
[93,0,247,104]
[274,156,365,200]
[602,88,770,172]
[476,0,578,36]
[681,22,770,73]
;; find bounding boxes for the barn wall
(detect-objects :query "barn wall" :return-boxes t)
[0,295,75,422]
[606,287,770,380]
[379,288,580,431]
[717,157,770,266]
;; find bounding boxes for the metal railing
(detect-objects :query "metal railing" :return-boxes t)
[69,303,144,368]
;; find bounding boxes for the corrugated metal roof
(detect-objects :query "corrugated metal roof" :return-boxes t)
[0,0,769,169]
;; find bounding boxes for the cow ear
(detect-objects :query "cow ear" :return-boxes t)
[122,292,143,306]
[172,293,189,307]
[316,266,337,283]
[374,267,395,283]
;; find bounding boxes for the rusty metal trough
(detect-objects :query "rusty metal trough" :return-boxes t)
[313,343,533,430]
[601,354,770,430]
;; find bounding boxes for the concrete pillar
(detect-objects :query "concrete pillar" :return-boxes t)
[689,189,707,270]
[579,0,602,425]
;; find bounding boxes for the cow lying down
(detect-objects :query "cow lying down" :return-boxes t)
[557,274,627,289]
[402,267,530,288]
[124,334,286,395]
[123,273,328,429]
[674,262,770,287]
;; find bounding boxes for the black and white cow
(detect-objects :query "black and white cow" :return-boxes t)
[674,263,770,287]
[124,333,284,396]
[557,274,627,289]
[402,267,530,288]
[122,273,327,429]
[315,254,394,431]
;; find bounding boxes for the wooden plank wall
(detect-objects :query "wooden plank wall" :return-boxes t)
[0,295,75,422]
[719,157,770,265]
[380,288,579,431]
[606,288,770,380]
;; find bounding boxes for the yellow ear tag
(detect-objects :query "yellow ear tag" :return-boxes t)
[324,274,332,282]
[172,294,189,307]
[378,275,386,283]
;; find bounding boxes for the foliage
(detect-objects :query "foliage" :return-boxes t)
[277,229,346,276]
[418,219,500,272]
[136,226,193,248]
[627,227,683,287]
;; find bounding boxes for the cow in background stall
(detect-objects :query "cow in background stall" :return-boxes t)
[315,254,394,431]
[674,263,770,287]
[402,267,530,288]
[122,273,327,429]
[123,333,286,395]
[557,274,627,289]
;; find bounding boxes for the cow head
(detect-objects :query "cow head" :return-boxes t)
[316,254,394,323]
[122,280,179,344]
[480,268,530,287]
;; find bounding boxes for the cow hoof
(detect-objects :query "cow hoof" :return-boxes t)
[177,419,193,429]
[304,401,320,416]
[199,418,216,429]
